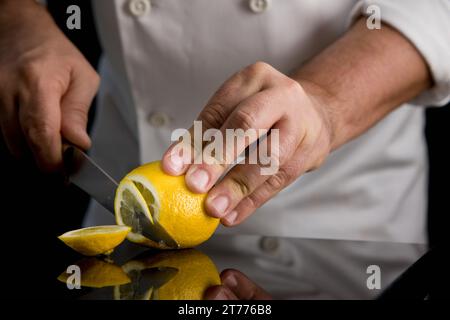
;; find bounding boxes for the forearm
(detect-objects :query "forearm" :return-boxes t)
[0,0,52,35]
[293,17,432,151]
[0,0,42,13]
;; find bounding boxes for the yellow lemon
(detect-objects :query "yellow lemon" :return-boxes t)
[114,161,219,249]
[58,225,131,256]
[58,258,131,288]
[115,249,221,300]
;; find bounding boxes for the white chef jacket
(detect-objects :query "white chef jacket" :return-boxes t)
[84,0,450,244]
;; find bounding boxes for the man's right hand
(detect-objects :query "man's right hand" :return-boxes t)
[0,1,100,171]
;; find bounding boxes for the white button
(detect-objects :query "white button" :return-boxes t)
[248,0,270,13]
[128,0,151,17]
[147,111,171,127]
[259,237,279,253]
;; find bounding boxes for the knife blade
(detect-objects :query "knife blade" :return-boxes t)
[63,144,117,214]
[63,144,180,249]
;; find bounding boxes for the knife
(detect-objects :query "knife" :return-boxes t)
[63,144,180,249]
[63,144,118,214]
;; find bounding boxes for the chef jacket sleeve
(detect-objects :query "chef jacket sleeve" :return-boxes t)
[349,0,450,107]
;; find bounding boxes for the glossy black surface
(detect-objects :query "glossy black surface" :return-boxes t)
[52,232,428,300]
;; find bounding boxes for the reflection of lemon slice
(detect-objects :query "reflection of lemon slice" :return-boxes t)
[58,225,131,256]
[115,249,221,300]
[115,161,219,249]
[58,258,131,288]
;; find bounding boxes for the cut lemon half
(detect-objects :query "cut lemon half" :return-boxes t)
[114,161,219,249]
[58,225,131,256]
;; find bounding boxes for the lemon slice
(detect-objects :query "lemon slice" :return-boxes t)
[58,225,131,256]
[58,258,131,288]
[114,161,220,249]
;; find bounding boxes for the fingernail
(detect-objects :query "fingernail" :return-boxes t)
[168,150,184,173]
[187,168,209,192]
[223,210,238,225]
[223,274,238,288]
[211,289,229,300]
[208,195,230,217]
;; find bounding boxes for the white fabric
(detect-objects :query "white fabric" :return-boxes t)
[85,0,450,244]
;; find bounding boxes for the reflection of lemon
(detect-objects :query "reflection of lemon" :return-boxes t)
[115,161,219,249]
[115,249,221,300]
[58,225,131,256]
[57,258,131,288]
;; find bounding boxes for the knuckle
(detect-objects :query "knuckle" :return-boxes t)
[74,59,100,89]
[252,61,270,73]
[20,63,65,93]
[19,61,41,82]
[23,120,55,145]
[285,78,302,93]
[90,70,101,87]
[266,167,292,191]
[214,80,239,100]
[232,108,257,130]
[245,192,262,210]
[83,64,101,86]
[229,174,252,197]
[199,103,228,128]
[243,61,270,77]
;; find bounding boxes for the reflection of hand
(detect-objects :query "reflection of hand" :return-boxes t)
[204,269,272,300]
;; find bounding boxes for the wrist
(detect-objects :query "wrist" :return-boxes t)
[0,0,40,11]
[295,78,341,151]
[0,0,48,23]
[0,0,55,40]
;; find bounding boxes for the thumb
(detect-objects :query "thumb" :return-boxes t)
[60,67,99,150]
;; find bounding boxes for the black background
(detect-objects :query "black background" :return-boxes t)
[0,0,448,298]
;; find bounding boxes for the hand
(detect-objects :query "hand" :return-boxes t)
[204,269,272,300]
[162,62,332,226]
[0,1,100,171]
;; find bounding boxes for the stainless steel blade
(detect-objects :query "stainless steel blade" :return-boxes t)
[136,209,180,249]
[63,145,180,249]
[63,145,117,214]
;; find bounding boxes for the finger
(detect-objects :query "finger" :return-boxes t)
[223,119,331,226]
[221,269,272,300]
[0,94,28,158]
[205,122,298,218]
[204,285,238,300]
[184,89,286,194]
[161,62,271,176]
[60,66,99,150]
[18,83,62,172]
[222,157,304,226]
